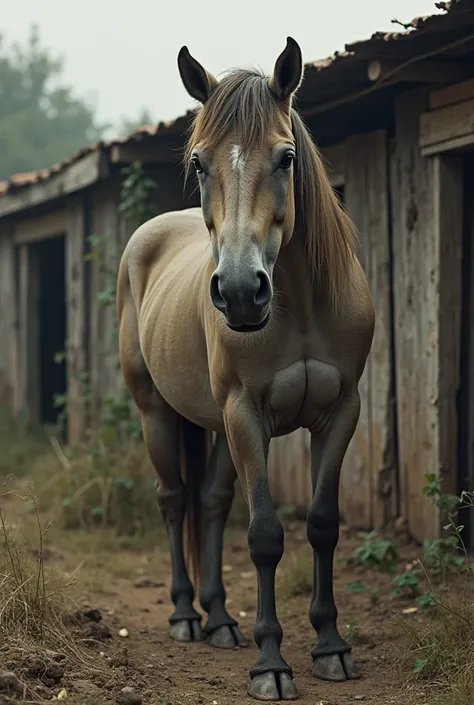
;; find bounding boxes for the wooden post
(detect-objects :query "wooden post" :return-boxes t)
[66,199,87,442]
[434,155,463,503]
[17,243,40,424]
[0,228,19,415]
[391,88,463,542]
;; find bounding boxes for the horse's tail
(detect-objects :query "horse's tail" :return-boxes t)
[180,417,209,590]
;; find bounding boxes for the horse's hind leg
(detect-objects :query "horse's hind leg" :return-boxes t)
[141,396,205,643]
[199,434,248,648]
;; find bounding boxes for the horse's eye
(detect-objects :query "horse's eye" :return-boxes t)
[191,155,204,174]
[279,151,295,170]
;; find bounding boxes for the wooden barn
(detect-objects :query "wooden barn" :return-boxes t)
[1,0,474,543]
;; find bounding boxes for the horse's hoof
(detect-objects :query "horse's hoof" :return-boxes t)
[169,619,206,642]
[208,625,249,649]
[248,672,298,701]
[312,652,360,682]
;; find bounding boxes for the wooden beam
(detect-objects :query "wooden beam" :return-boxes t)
[17,244,41,424]
[419,98,474,154]
[434,155,463,516]
[12,210,67,245]
[368,59,469,85]
[421,133,474,157]
[319,142,346,186]
[110,140,184,165]
[0,229,18,414]
[0,150,109,217]
[429,78,474,110]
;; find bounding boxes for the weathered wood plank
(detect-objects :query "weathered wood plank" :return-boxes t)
[0,229,18,414]
[419,98,474,152]
[319,143,346,187]
[362,131,395,529]
[464,163,474,549]
[17,244,41,424]
[391,89,434,542]
[12,210,67,245]
[429,78,474,110]
[0,150,108,217]
[110,139,185,165]
[342,130,394,529]
[434,155,463,509]
[66,199,87,442]
[391,89,462,542]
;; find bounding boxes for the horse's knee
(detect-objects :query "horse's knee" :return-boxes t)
[248,509,284,567]
[306,503,339,552]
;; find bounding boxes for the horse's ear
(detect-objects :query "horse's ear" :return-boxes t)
[269,37,303,103]
[178,46,218,104]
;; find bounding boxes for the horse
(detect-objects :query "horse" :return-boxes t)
[117,37,375,701]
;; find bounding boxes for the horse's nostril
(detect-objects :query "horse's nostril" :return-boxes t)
[254,271,271,308]
[210,273,226,312]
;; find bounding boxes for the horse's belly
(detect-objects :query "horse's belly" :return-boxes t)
[268,358,342,434]
[140,314,225,434]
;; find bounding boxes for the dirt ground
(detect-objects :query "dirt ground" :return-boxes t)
[1,493,438,705]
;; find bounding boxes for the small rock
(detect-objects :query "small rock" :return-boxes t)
[354,696,365,701]
[239,611,247,618]
[0,671,25,694]
[56,688,68,699]
[119,685,143,704]
[133,577,163,589]
[119,628,129,638]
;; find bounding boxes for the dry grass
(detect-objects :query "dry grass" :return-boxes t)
[400,594,474,705]
[0,481,109,702]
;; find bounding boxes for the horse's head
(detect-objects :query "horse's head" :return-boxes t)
[178,38,304,332]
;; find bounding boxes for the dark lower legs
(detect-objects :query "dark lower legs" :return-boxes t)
[246,480,297,701]
[307,395,361,682]
[199,434,248,648]
[141,401,204,642]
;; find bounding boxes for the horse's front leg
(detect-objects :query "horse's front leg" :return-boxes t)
[307,391,361,682]
[224,394,297,702]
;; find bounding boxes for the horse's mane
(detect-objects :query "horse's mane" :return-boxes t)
[184,68,357,306]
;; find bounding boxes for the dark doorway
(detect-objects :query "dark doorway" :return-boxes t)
[32,235,67,428]
[457,155,474,548]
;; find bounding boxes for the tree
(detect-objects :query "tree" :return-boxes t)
[0,24,108,180]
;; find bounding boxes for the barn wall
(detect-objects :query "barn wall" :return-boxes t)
[391,88,462,542]
[342,129,395,530]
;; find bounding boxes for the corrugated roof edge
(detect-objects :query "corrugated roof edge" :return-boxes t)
[0,0,465,199]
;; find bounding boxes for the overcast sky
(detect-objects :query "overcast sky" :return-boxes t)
[3,0,442,132]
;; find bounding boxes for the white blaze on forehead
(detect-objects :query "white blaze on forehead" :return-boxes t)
[230,144,245,172]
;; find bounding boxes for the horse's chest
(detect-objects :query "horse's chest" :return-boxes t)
[267,359,342,432]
